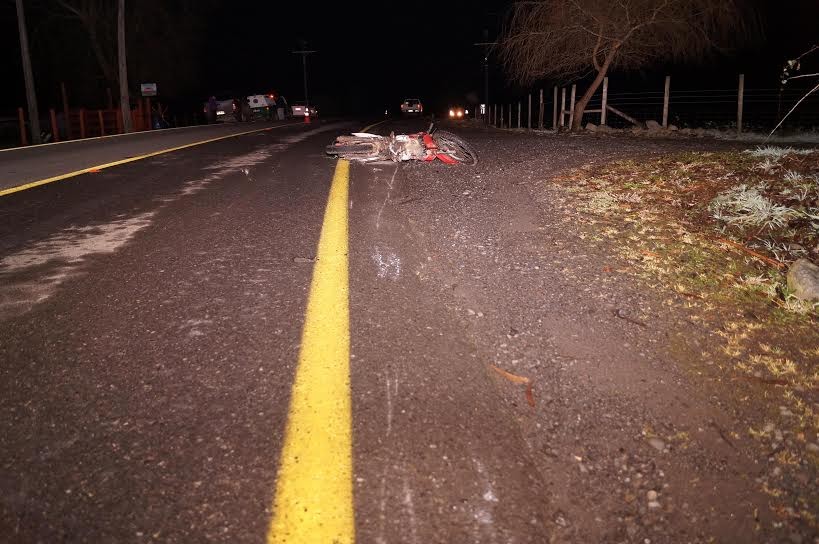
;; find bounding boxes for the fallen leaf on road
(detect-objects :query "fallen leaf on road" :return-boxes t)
[489,364,530,384]
[490,365,536,407]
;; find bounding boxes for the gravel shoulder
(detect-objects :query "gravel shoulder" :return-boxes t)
[378,121,818,543]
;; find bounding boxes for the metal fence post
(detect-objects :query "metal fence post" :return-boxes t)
[50,108,59,142]
[737,73,744,135]
[527,94,532,130]
[559,88,566,128]
[517,101,521,129]
[18,107,28,146]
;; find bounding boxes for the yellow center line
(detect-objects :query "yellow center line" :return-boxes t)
[0,123,300,198]
[360,118,391,133]
[268,160,354,544]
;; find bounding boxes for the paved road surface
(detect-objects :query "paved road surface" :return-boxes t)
[0,120,301,193]
[0,119,551,542]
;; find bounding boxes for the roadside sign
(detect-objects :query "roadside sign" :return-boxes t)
[141,83,157,97]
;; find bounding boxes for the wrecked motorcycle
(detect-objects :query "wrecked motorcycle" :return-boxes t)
[325,123,477,165]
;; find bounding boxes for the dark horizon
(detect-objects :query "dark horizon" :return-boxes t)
[2,0,819,118]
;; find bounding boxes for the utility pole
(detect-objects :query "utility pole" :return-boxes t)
[118,0,132,133]
[15,0,41,144]
[473,30,496,125]
[292,49,317,107]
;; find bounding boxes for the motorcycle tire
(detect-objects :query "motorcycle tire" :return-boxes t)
[326,143,380,159]
[432,131,478,166]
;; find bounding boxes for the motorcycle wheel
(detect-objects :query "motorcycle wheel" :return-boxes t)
[432,131,478,166]
[326,143,381,160]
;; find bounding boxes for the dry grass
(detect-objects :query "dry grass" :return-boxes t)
[551,146,819,517]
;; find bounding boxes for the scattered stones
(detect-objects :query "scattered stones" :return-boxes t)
[647,437,666,452]
[807,443,819,454]
[787,259,819,301]
[779,406,795,417]
[586,123,598,132]
[647,490,658,501]
[763,422,776,433]
[646,120,662,130]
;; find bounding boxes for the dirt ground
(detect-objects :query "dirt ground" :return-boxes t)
[387,122,818,543]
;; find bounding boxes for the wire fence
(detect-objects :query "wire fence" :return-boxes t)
[487,74,819,135]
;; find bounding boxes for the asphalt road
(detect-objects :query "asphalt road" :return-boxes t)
[0,120,301,193]
[0,119,551,543]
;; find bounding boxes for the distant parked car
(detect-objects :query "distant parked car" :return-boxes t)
[203,94,237,122]
[291,103,318,118]
[247,94,276,120]
[400,98,423,116]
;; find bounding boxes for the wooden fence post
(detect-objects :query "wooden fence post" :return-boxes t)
[50,108,59,142]
[517,101,521,129]
[61,82,71,138]
[500,104,503,128]
[18,107,28,146]
[662,75,671,128]
[79,108,86,139]
[559,88,566,128]
[553,86,558,130]
[538,89,544,129]
[601,77,608,125]
[98,110,105,136]
[737,73,745,135]
[568,84,577,129]
[527,94,532,129]
[508,103,512,129]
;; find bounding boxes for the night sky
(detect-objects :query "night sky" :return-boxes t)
[2,0,818,119]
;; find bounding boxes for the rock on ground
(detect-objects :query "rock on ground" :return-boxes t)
[787,258,819,301]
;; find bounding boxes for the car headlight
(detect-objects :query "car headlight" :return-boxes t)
[449,109,455,117]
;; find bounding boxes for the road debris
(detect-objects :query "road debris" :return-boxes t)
[489,364,535,407]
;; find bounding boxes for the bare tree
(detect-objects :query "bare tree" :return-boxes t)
[16,0,41,144]
[499,0,751,131]
[769,44,819,138]
[118,0,132,133]
[52,0,117,87]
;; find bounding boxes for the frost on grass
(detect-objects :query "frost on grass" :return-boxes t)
[709,185,800,230]
[743,146,815,159]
